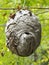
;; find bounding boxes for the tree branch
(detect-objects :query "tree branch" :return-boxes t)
[0,7,49,10]
[35,10,49,15]
[0,24,6,27]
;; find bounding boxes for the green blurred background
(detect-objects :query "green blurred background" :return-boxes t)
[0,0,49,65]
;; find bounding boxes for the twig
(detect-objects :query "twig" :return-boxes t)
[0,7,49,10]
[28,6,49,9]
[40,18,49,21]
[35,10,49,15]
[0,24,6,27]
[0,8,17,10]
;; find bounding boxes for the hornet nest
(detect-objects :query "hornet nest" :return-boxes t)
[5,9,41,57]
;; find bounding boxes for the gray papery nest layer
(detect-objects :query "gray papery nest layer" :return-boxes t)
[5,9,41,57]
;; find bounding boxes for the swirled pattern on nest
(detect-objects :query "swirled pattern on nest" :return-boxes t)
[5,9,41,57]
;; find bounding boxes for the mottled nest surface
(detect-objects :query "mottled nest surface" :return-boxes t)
[5,9,41,57]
